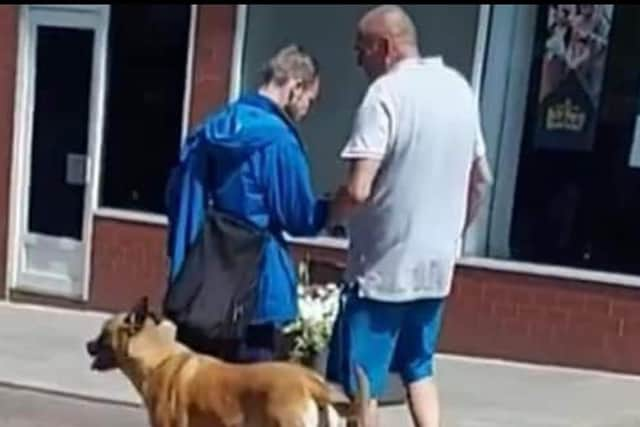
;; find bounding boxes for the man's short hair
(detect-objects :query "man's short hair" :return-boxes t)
[261,44,319,88]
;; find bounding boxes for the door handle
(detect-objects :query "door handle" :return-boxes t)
[65,153,89,186]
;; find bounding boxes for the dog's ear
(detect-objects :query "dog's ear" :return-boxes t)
[125,296,149,330]
[148,310,163,325]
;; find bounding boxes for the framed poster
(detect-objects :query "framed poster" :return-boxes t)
[533,4,614,152]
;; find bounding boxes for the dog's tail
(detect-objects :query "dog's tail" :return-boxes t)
[302,370,338,427]
[307,363,370,427]
[302,368,333,406]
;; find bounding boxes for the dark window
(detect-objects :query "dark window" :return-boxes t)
[509,5,640,275]
[100,5,191,214]
[28,26,94,240]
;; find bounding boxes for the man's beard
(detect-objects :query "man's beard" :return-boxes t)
[283,90,300,122]
[283,104,300,122]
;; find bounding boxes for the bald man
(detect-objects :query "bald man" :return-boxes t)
[326,5,493,427]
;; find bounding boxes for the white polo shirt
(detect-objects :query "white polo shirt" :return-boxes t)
[341,56,486,302]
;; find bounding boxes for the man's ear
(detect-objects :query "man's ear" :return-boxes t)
[378,36,391,56]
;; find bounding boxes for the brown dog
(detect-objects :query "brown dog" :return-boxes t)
[86,297,368,427]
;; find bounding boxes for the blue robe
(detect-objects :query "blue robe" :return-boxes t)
[166,93,328,325]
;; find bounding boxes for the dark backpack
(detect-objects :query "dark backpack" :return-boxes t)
[162,207,268,359]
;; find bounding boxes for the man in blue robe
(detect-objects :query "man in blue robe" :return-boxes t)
[165,45,330,362]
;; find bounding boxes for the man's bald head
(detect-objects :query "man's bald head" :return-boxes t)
[354,5,420,81]
[358,5,418,48]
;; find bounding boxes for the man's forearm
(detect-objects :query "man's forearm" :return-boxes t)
[327,158,382,227]
[326,185,360,229]
[464,156,493,231]
[464,187,486,231]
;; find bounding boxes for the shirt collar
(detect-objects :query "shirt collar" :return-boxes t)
[392,55,444,71]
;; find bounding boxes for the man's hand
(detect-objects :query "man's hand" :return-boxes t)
[327,185,356,228]
[326,158,383,234]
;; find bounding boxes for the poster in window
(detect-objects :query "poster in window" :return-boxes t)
[533,4,614,152]
[628,114,640,168]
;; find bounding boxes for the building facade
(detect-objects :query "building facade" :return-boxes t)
[1,4,640,376]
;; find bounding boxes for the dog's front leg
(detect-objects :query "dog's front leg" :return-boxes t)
[149,413,189,427]
[148,402,189,427]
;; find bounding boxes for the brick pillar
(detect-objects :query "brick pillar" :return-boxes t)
[189,4,237,126]
[0,5,19,299]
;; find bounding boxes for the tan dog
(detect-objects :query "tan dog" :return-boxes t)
[86,297,368,427]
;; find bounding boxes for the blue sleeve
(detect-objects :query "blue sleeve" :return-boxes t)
[263,137,329,236]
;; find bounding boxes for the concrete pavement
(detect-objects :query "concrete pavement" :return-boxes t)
[0,385,146,427]
[1,301,640,426]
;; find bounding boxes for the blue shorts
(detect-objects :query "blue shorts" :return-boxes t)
[325,286,445,399]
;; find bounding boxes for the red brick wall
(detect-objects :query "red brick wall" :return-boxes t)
[90,219,167,311]
[440,268,640,375]
[0,6,18,299]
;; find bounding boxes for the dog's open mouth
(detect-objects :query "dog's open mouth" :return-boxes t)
[87,340,117,371]
[90,351,117,371]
